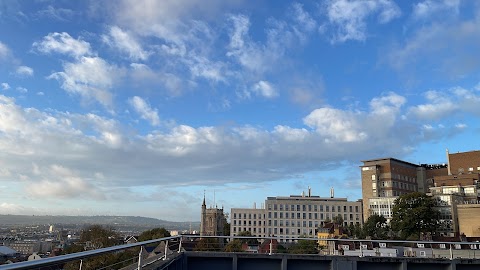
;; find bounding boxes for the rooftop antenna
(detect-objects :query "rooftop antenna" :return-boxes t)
[308,186,311,197]
[330,187,334,198]
[214,189,216,208]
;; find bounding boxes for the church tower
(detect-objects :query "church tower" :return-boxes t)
[200,192,207,236]
[200,192,225,237]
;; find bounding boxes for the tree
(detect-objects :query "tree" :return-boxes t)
[223,222,231,236]
[224,239,243,252]
[332,215,344,226]
[363,214,389,239]
[390,192,440,240]
[64,225,136,270]
[288,238,318,254]
[194,238,222,251]
[138,227,171,241]
[237,231,258,245]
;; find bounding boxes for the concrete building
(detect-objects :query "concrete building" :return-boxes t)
[7,240,41,255]
[200,195,226,237]
[457,204,480,237]
[230,189,362,242]
[231,207,265,238]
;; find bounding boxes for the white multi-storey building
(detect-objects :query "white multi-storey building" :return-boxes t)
[230,189,363,242]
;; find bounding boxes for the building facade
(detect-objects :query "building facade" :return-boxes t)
[200,196,226,237]
[361,149,480,235]
[230,190,363,242]
[457,204,480,237]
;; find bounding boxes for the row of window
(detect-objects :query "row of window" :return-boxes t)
[232,213,263,219]
[266,204,360,212]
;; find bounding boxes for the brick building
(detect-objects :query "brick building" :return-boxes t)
[361,149,480,235]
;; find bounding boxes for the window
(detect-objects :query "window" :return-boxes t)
[417,243,424,248]
[379,243,386,248]
[274,204,277,210]
[274,212,277,218]
[419,251,426,257]
[233,213,236,218]
[372,175,376,180]
[308,205,312,211]
[439,244,446,249]
[372,183,377,189]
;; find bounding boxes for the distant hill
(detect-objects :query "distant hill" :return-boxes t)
[0,215,199,230]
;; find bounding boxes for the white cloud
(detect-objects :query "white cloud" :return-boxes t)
[252,81,278,99]
[33,32,92,58]
[103,26,150,61]
[37,5,74,21]
[48,56,120,110]
[323,0,401,43]
[16,87,28,93]
[387,12,480,79]
[15,65,34,77]
[0,41,11,60]
[304,107,367,143]
[0,85,478,208]
[413,0,460,20]
[128,96,160,126]
[26,164,104,200]
[1,83,10,90]
[409,87,480,120]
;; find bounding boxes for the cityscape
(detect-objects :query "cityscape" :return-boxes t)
[2,0,480,269]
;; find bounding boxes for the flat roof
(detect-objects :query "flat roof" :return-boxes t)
[266,196,349,202]
[360,157,419,168]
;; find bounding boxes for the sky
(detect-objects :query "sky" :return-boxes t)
[1,0,480,222]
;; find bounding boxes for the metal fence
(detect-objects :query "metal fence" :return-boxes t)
[1,235,480,270]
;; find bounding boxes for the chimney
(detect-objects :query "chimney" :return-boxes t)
[308,186,311,197]
[330,187,334,198]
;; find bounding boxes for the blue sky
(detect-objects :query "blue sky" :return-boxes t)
[1,0,480,222]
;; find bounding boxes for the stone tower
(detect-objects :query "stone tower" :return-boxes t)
[200,193,225,236]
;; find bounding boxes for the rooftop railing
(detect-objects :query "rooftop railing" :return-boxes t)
[2,235,480,270]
